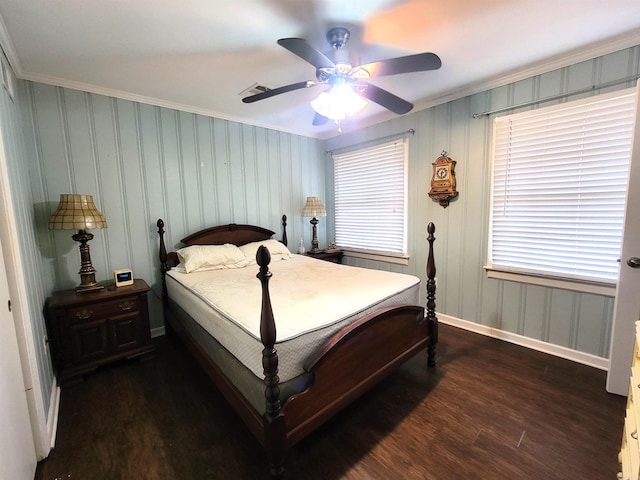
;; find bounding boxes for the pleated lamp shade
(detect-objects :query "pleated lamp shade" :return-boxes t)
[301,196,326,218]
[49,194,107,231]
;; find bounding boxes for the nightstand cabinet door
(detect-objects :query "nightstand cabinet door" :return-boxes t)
[47,279,154,386]
[110,311,146,354]
[69,318,109,364]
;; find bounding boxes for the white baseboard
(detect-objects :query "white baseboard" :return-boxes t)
[438,313,609,371]
[151,326,166,338]
[46,379,60,452]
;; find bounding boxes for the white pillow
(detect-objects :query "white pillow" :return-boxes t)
[239,239,292,264]
[176,244,250,273]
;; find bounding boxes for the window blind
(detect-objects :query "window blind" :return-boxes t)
[333,138,408,255]
[489,88,636,284]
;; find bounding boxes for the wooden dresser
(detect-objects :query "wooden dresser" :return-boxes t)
[619,321,640,479]
[46,278,154,386]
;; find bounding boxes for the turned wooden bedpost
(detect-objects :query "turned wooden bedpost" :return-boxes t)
[157,219,169,306]
[426,222,438,367]
[281,214,288,246]
[256,246,286,478]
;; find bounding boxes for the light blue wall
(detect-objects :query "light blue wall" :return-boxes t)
[326,45,640,359]
[23,83,327,327]
[10,81,325,414]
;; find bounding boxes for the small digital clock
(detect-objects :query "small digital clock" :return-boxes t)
[114,269,134,287]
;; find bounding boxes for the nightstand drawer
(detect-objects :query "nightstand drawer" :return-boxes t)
[66,296,140,322]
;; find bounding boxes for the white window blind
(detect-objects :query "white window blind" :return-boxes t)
[333,138,408,256]
[489,88,636,284]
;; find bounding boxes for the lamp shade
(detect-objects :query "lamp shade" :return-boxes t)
[302,196,326,217]
[49,194,107,230]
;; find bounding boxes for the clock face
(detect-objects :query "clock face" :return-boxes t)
[436,166,449,180]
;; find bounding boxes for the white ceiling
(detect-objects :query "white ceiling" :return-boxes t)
[1,0,639,139]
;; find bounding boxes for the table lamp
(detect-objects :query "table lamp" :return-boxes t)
[49,194,108,293]
[301,196,326,253]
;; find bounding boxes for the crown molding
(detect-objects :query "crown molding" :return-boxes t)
[20,70,321,138]
[413,29,640,113]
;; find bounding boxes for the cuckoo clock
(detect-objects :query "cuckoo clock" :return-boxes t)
[428,152,458,208]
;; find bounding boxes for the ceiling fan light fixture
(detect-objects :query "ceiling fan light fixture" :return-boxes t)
[310,84,368,121]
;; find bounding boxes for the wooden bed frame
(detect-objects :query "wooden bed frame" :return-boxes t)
[156,215,438,478]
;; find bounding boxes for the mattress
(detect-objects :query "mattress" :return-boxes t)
[166,254,420,382]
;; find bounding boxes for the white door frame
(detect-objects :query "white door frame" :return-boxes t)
[607,80,640,395]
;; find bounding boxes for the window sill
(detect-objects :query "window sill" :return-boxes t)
[344,250,409,266]
[484,267,616,297]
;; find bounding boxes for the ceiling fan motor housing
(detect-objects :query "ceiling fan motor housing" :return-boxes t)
[326,27,350,49]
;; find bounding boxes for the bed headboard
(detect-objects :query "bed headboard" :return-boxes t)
[156,215,288,280]
[181,223,275,247]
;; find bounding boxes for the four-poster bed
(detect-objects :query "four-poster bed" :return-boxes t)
[156,216,438,478]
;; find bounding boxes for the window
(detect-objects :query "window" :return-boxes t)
[333,138,408,263]
[488,89,636,289]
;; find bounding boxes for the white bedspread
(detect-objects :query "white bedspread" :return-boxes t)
[167,254,420,342]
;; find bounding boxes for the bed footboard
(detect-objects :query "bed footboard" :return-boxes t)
[282,303,427,446]
[256,221,438,477]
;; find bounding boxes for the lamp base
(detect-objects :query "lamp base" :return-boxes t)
[76,283,104,294]
[309,217,321,254]
[73,229,104,294]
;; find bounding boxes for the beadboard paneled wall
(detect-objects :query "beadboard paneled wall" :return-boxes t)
[23,83,326,332]
[326,45,640,361]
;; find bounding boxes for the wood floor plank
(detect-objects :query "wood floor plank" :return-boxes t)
[34,323,626,479]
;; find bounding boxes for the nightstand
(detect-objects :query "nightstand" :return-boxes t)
[46,278,154,386]
[306,249,344,264]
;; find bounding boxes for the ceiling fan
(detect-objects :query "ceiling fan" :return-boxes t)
[242,27,442,127]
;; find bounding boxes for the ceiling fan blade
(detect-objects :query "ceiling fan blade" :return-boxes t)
[359,53,442,77]
[277,38,336,69]
[242,81,317,103]
[359,82,413,115]
[312,113,329,126]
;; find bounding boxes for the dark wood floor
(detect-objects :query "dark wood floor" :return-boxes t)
[35,323,626,480]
